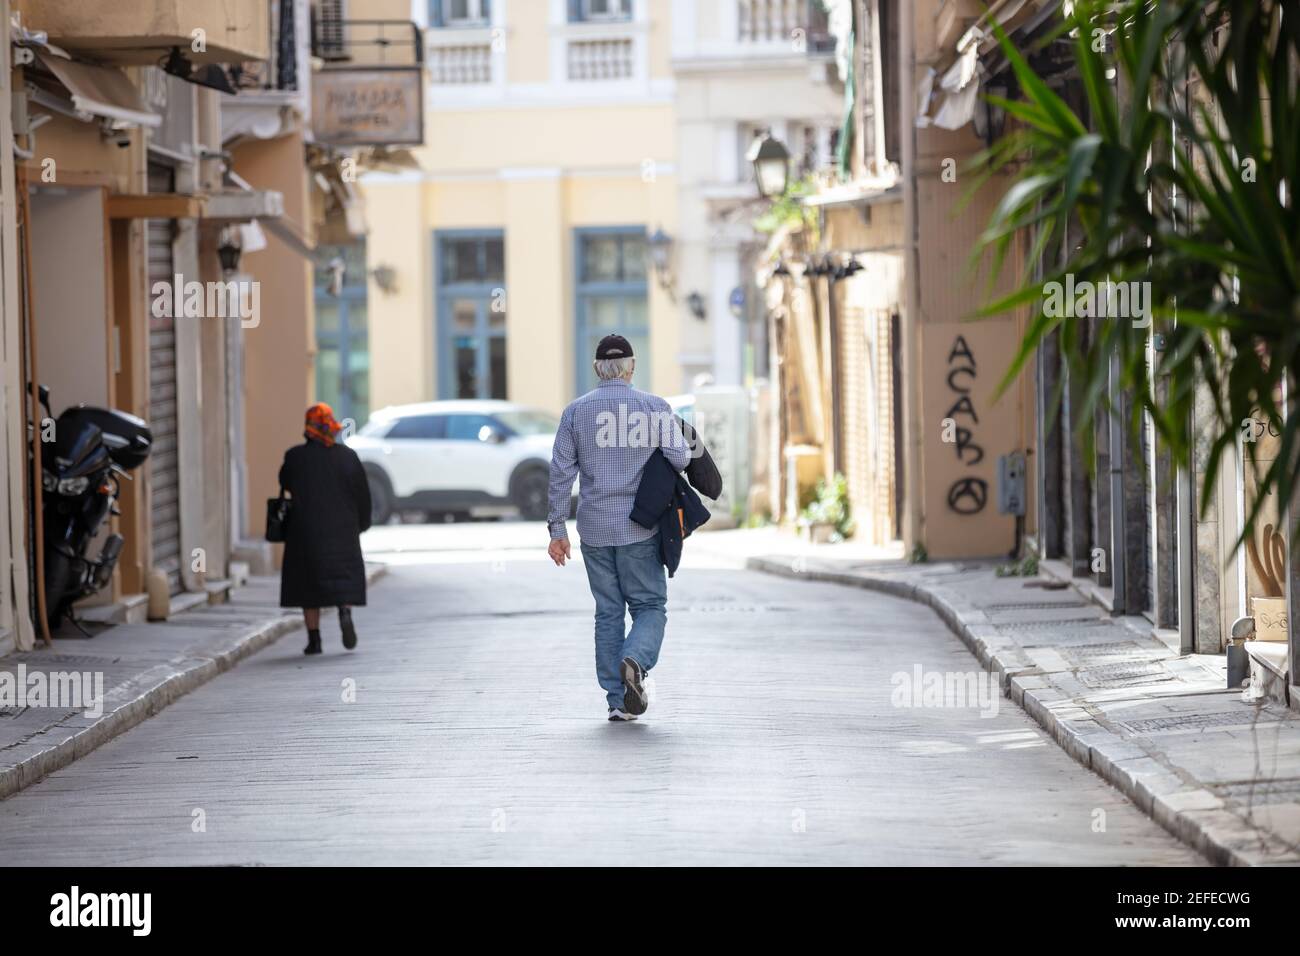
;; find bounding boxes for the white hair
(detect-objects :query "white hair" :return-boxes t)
[593,356,635,382]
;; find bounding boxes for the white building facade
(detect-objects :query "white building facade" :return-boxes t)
[670,0,842,389]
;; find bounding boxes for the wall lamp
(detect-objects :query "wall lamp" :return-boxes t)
[370,264,399,295]
[686,291,706,320]
[648,226,676,301]
[746,129,791,199]
[217,228,242,275]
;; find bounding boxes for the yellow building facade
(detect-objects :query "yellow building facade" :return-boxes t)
[361,0,679,415]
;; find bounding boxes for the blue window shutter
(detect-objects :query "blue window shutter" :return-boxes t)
[429,0,444,27]
[568,0,584,22]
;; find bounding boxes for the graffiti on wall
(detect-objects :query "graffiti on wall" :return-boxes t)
[944,335,987,515]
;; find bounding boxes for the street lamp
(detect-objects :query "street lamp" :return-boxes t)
[746,129,791,199]
[217,230,242,275]
[647,227,677,300]
[686,291,706,320]
[648,227,672,276]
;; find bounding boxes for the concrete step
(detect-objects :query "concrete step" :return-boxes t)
[1245,640,1289,704]
[204,578,234,605]
[78,592,149,626]
[166,590,210,618]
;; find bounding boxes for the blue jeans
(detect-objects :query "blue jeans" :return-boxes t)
[580,532,668,710]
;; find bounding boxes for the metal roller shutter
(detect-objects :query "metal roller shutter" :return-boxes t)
[147,162,181,594]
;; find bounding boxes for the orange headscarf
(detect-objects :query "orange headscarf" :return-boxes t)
[304,402,341,447]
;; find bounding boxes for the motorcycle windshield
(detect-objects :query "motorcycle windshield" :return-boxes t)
[55,405,151,470]
[52,421,106,475]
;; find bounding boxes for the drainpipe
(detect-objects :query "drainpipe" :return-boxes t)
[898,0,921,553]
[1173,46,1196,655]
[1108,349,1127,615]
[824,262,844,477]
[1176,416,1196,655]
[1286,371,1299,700]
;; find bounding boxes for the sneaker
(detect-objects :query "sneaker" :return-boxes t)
[620,657,649,716]
[339,607,357,650]
[607,708,638,722]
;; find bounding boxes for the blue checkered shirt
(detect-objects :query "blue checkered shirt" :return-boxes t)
[548,379,691,546]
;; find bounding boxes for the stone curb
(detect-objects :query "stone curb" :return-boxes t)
[746,555,1278,867]
[0,563,388,803]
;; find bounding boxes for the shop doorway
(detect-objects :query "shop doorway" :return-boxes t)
[436,231,506,400]
[314,242,370,427]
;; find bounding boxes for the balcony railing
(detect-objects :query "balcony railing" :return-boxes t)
[230,0,301,92]
[429,43,493,84]
[567,37,634,81]
[738,0,833,52]
[310,16,423,69]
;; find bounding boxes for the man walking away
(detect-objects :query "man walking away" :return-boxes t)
[546,334,690,721]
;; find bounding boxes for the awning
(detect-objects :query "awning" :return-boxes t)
[213,169,308,258]
[933,68,982,130]
[920,29,984,130]
[918,0,1060,132]
[203,189,286,223]
[801,181,902,210]
[107,194,205,219]
[310,158,368,238]
[260,215,316,260]
[33,51,160,128]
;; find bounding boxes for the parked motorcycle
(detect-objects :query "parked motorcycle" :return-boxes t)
[32,384,152,632]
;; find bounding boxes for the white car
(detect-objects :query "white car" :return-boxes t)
[348,400,569,524]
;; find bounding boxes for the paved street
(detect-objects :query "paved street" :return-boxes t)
[0,523,1201,865]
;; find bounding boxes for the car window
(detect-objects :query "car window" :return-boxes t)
[445,414,500,441]
[493,409,559,436]
[384,414,446,440]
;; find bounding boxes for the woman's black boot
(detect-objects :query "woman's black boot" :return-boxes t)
[304,629,322,655]
[339,607,357,650]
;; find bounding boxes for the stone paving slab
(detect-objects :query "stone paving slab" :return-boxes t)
[0,565,386,802]
[740,547,1300,865]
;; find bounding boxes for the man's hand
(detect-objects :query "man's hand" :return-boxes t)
[548,537,572,567]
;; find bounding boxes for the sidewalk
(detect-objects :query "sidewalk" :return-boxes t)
[0,565,386,801]
[693,528,1300,866]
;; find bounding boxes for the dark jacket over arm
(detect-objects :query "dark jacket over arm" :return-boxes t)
[630,448,712,577]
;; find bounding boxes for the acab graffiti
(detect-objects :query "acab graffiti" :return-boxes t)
[943,335,987,515]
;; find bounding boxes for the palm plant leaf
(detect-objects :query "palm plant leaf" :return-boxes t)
[970,0,1299,549]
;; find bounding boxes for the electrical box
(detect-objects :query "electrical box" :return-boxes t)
[997,452,1026,516]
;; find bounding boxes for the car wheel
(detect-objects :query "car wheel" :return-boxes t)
[368,472,394,526]
[512,467,550,521]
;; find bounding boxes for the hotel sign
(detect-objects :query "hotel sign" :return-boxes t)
[311,68,424,146]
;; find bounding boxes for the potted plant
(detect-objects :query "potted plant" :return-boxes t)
[799,473,853,544]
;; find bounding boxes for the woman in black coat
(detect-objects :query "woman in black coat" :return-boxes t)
[279,402,372,655]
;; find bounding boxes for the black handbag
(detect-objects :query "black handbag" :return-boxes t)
[266,490,292,543]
